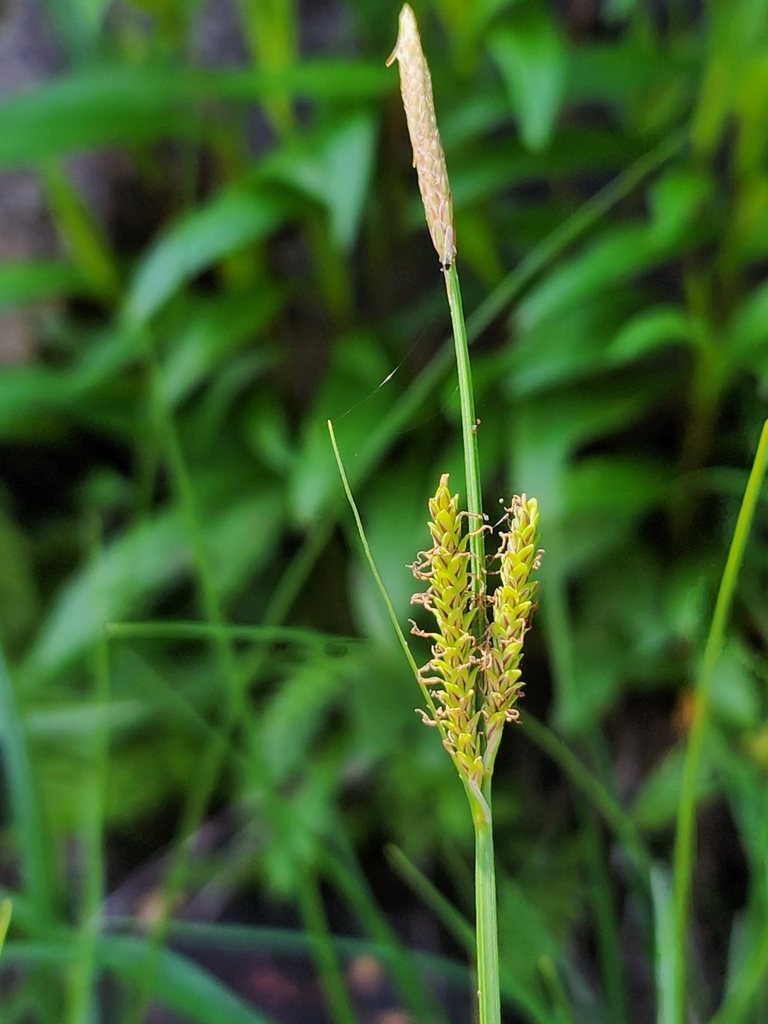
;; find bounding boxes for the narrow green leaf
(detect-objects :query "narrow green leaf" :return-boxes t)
[0,645,52,924]
[0,900,12,958]
[488,4,567,152]
[25,513,187,682]
[42,162,121,300]
[0,61,392,170]
[651,865,675,1024]
[4,937,278,1024]
[0,260,86,313]
[125,189,286,324]
[262,114,377,250]
[0,67,201,168]
[608,306,694,363]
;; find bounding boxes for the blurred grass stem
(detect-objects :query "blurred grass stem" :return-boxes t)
[123,348,250,1024]
[671,418,768,1024]
[472,814,501,1024]
[67,526,110,1024]
[297,873,358,1024]
[445,256,499,1024]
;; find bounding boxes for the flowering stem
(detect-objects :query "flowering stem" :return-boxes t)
[472,796,501,1024]
[445,259,500,1024]
[445,262,485,597]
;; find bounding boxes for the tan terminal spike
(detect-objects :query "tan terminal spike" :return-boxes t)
[386,4,456,269]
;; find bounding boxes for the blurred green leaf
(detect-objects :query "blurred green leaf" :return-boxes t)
[25,700,145,739]
[0,67,201,168]
[290,331,393,527]
[488,1,567,152]
[0,327,138,440]
[451,128,642,206]
[727,279,768,372]
[647,167,710,246]
[159,291,283,408]
[708,643,761,731]
[261,113,378,250]
[651,865,675,1024]
[260,649,352,785]
[206,491,283,599]
[25,512,188,682]
[607,306,694,363]
[0,62,390,169]
[0,503,38,655]
[216,61,391,102]
[126,188,287,325]
[0,261,87,313]
[560,457,671,571]
[497,879,567,1010]
[42,162,121,300]
[0,643,53,924]
[515,225,662,332]
[507,295,637,395]
[0,899,11,959]
[4,937,278,1024]
[633,746,717,831]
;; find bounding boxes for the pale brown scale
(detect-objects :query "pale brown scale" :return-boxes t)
[386,5,456,269]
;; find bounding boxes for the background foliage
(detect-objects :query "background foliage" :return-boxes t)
[1,0,768,1021]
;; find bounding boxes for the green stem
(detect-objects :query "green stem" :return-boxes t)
[445,259,500,1024]
[581,806,628,1024]
[473,811,501,1024]
[671,418,768,1024]
[444,263,484,593]
[297,873,358,1024]
[67,530,110,1024]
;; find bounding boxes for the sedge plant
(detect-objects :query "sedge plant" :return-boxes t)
[332,8,543,1023]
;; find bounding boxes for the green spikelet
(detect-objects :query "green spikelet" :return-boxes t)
[482,495,540,771]
[410,474,483,791]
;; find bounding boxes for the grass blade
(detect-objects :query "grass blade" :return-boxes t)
[0,643,53,926]
[106,620,352,648]
[671,419,768,1024]
[5,937,279,1024]
[0,900,12,957]
[521,715,651,883]
[297,872,358,1024]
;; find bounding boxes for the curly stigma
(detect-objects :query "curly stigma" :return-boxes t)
[386,4,456,269]
[410,476,542,789]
